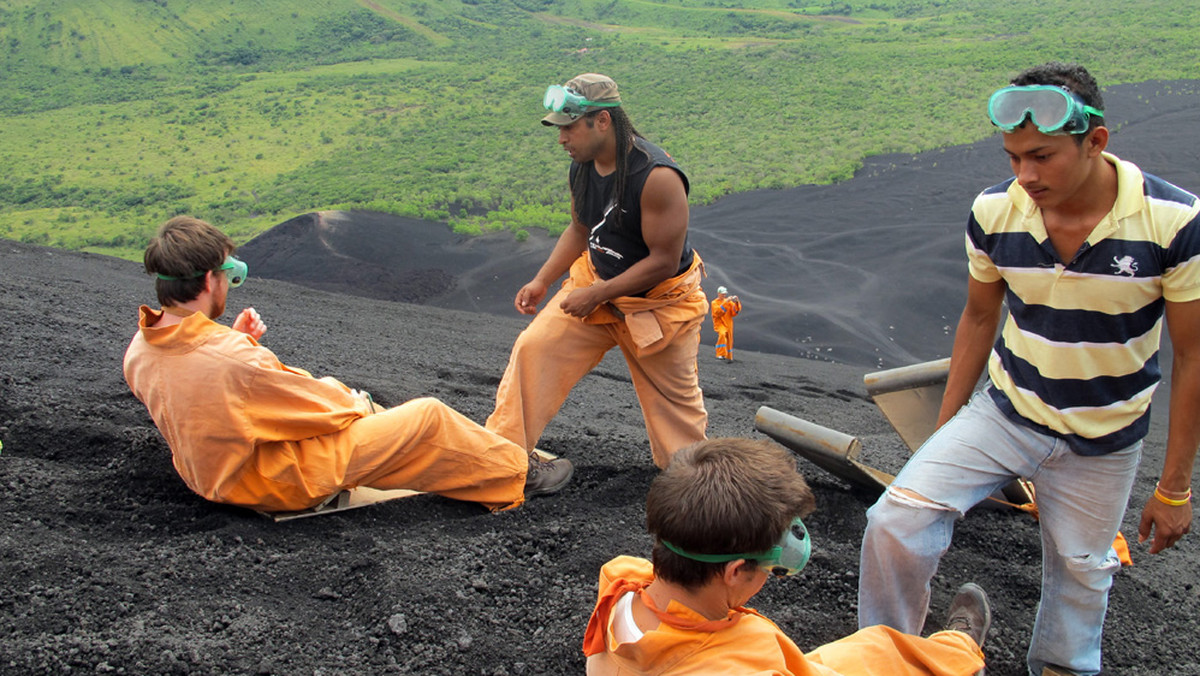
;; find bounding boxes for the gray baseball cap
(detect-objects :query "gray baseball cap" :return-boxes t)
[541,73,622,126]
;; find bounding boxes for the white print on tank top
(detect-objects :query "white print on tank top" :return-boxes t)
[589,200,625,261]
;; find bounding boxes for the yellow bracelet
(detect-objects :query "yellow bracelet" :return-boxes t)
[1154,483,1192,507]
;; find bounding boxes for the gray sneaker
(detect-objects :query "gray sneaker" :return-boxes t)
[524,454,573,497]
[944,583,991,649]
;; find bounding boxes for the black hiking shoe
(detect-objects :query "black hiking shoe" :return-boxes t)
[524,454,573,497]
[944,583,991,650]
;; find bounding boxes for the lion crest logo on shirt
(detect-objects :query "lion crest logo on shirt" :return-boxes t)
[1111,255,1138,277]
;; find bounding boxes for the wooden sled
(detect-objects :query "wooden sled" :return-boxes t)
[260,449,558,522]
[262,486,423,522]
[756,358,1033,508]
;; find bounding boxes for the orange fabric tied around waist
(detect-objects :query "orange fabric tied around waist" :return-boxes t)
[565,252,706,357]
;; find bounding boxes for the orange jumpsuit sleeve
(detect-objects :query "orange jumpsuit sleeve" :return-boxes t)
[711,298,726,322]
[240,360,372,443]
[125,308,373,506]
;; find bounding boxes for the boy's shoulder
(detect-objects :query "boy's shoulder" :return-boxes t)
[598,555,654,588]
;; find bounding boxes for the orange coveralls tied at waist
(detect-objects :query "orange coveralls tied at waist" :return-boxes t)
[566,251,707,358]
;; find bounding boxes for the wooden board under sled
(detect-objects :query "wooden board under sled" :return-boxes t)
[261,449,558,522]
[262,486,423,522]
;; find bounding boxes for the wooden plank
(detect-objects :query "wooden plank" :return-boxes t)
[261,449,557,521]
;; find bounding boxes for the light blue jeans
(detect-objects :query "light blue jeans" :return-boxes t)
[857,389,1141,676]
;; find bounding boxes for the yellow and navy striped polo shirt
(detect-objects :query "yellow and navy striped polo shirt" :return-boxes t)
[966,152,1200,455]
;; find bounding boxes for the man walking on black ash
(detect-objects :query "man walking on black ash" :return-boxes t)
[487,73,708,469]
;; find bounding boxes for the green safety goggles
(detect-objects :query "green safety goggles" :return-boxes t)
[542,84,620,120]
[157,255,248,288]
[661,516,812,577]
[987,85,1103,135]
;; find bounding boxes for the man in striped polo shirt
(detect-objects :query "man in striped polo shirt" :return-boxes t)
[857,63,1200,676]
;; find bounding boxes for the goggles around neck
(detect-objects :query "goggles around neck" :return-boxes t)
[660,516,812,577]
[543,84,620,120]
[156,255,248,288]
[987,85,1103,136]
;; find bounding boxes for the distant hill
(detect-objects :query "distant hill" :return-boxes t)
[239,78,1200,368]
[2,0,1198,258]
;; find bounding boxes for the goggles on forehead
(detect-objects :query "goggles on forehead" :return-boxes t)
[987,85,1103,136]
[543,84,620,120]
[660,516,812,577]
[156,255,248,288]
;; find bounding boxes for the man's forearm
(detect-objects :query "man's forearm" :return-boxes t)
[1160,350,1200,492]
[937,280,1005,426]
[534,224,588,286]
[938,332,993,426]
[579,251,679,303]
[1159,299,1200,492]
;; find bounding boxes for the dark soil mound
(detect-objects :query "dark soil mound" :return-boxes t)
[240,211,457,303]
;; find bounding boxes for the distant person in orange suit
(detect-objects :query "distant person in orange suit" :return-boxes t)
[710,286,741,362]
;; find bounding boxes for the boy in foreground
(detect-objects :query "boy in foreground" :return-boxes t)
[583,438,989,675]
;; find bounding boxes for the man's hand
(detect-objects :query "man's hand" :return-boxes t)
[232,307,267,340]
[1138,496,1192,554]
[559,286,604,318]
[514,280,549,315]
[1144,298,1200,555]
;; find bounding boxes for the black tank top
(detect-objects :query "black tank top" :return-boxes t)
[569,137,695,285]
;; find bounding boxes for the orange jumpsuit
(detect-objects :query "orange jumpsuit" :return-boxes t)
[710,296,741,360]
[487,253,708,468]
[124,306,528,513]
[584,557,984,676]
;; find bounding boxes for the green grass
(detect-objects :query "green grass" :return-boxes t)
[1,0,1198,259]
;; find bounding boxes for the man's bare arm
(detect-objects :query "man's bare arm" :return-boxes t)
[513,217,589,315]
[1138,297,1200,553]
[937,276,1006,427]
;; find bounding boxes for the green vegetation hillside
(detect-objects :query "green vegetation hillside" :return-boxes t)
[1,0,1197,259]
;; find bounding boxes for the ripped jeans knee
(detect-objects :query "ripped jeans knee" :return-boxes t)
[858,485,964,632]
[864,485,962,551]
[884,485,960,511]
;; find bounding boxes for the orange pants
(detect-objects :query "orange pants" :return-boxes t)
[486,290,708,468]
[714,326,734,359]
[283,397,529,512]
[806,625,984,675]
